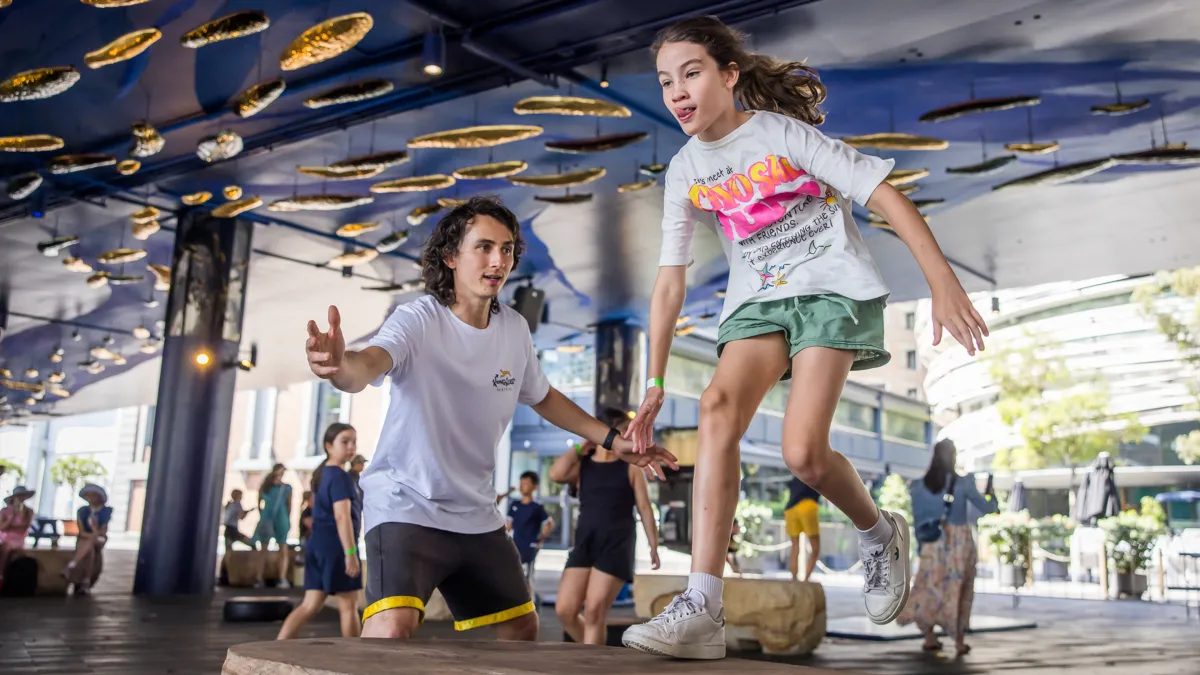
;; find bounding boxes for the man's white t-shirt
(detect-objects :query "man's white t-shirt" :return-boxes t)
[360,295,551,535]
[659,111,893,324]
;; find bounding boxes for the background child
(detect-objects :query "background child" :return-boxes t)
[506,470,554,587]
[64,484,111,595]
[223,489,253,552]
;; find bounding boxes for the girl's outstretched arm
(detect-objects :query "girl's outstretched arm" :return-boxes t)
[865,183,989,355]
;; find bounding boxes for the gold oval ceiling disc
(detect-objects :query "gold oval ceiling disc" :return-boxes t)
[452,160,528,180]
[181,191,212,205]
[233,78,286,118]
[0,135,65,152]
[513,95,631,117]
[211,197,263,218]
[181,10,270,48]
[223,185,243,200]
[328,248,379,267]
[509,167,606,188]
[267,194,374,212]
[117,159,141,175]
[369,175,455,193]
[279,12,374,71]
[408,125,544,149]
[0,66,81,102]
[85,28,162,69]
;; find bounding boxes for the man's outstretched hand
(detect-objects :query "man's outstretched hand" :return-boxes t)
[612,437,679,482]
[306,305,346,379]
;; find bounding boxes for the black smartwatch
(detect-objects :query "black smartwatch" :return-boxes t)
[602,427,619,451]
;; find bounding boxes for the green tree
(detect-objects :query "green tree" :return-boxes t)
[0,459,25,481]
[1134,266,1200,402]
[987,331,1146,472]
[1174,429,1200,465]
[50,456,106,502]
[878,474,912,527]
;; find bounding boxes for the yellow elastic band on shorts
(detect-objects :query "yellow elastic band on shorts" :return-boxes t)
[453,601,535,631]
[362,596,426,624]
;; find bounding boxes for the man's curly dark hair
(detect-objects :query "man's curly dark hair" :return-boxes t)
[420,195,526,314]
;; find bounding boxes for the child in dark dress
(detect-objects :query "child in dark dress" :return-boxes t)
[278,424,362,640]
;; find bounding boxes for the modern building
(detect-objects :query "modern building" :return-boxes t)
[0,333,935,546]
[847,300,928,402]
[916,274,1200,525]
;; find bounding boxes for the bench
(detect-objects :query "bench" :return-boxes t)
[223,638,857,674]
[28,518,61,549]
[13,548,103,595]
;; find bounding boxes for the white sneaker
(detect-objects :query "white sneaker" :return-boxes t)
[862,510,911,624]
[621,590,726,660]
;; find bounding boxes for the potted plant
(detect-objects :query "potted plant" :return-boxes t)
[732,500,777,573]
[1098,499,1167,598]
[979,509,1034,588]
[1033,514,1074,581]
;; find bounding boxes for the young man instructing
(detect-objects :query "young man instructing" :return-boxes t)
[303,196,677,640]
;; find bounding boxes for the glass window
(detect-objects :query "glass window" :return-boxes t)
[250,389,274,459]
[905,312,916,330]
[906,350,918,370]
[664,354,716,400]
[312,382,346,454]
[835,399,876,432]
[540,347,595,392]
[906,388,920,399]
[883,411,926,443]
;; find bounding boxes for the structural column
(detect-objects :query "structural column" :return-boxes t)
[134,210,254,596]
[593,320,646,417]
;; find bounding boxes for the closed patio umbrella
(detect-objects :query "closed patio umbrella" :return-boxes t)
[1073,453,1121,526]
[1008,477,1028,513]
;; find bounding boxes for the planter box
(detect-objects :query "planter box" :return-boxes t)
[1040,559,1069,581]
[1115,571,1147,598]
[999,564,1027,588]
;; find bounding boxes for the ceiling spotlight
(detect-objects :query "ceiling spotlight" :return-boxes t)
[194,351,211,367]
[422,25,445,76]
[235,343,258,372]
[600,62,609,88]
[24,368,38,379]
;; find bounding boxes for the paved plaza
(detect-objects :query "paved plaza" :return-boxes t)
[1,548,1196,674]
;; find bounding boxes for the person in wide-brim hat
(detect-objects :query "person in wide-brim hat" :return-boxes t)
[1,485,37,578]
[65,483,112,595]
[4,484,36,506]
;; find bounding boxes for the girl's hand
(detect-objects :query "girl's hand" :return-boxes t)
[931,280,989,356]
[625,386,665,454]
[345,555,361,578]
[650,547,661,571]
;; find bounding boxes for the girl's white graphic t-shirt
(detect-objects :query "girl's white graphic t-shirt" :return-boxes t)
[659,111,893,323]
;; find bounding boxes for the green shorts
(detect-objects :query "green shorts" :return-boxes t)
[716,294,890,380]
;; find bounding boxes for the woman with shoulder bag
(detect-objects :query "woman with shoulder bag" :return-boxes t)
[897,439,997,656]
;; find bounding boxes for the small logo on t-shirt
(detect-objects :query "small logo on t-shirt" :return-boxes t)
[493,369,516,391]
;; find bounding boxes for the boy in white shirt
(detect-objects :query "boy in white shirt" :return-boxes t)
[303,196,676,641]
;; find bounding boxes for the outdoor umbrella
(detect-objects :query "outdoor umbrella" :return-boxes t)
[1008,477,1028,513]
[1155,490,1200,504]
[1073,453,1121,526]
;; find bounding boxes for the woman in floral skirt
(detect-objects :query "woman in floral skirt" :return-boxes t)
[898,439,997,656]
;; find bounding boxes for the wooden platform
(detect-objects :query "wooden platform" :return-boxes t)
[223,639,851,674]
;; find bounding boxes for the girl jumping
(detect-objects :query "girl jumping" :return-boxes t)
[620,15,988,660]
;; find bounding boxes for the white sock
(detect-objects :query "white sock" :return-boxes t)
[687,572,724,618]
[856,510,894,551]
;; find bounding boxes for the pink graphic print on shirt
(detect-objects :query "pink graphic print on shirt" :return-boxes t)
[686,154,822,240]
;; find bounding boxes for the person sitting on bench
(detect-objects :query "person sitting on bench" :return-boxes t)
[63,484,111,595]
[0,485,36,584]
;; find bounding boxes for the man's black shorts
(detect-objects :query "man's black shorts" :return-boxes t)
[363,522,533,631]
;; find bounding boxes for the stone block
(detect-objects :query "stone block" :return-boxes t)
[633,573,826,655]
[223,551,264,588]
[18,548,104,595]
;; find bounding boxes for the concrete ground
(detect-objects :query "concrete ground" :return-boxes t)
[1,547,1197,674]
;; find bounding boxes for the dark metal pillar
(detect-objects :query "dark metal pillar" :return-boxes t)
[134,210,253,596]
[593,320,644,418]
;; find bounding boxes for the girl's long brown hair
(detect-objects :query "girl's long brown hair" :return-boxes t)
[652,15,827,125]
[312,423,355,494]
